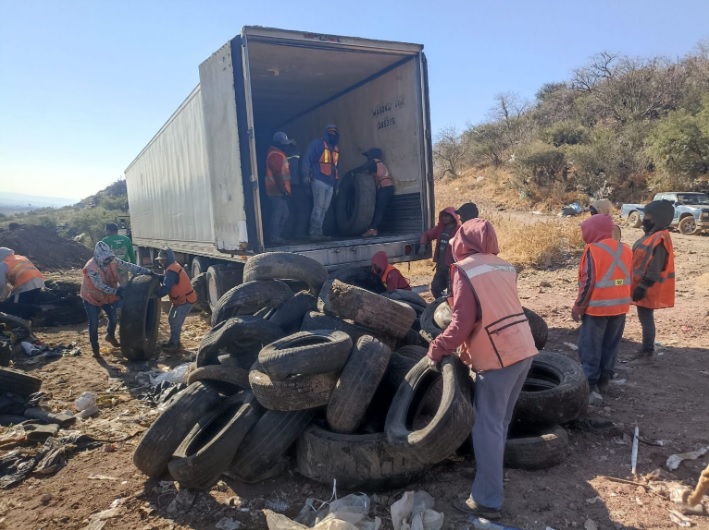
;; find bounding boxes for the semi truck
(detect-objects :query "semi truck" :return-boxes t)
[124,26,435,304]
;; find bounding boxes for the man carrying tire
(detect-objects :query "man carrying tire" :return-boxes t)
[426,219,537,521]
[156,248,197,352]
[417,206,461,298]
[81,242,156,356]
[304,124,340,241]
[0,247,45,320]
[360,147,394,238]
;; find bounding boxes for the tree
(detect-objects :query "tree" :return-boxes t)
[432,126,473,178]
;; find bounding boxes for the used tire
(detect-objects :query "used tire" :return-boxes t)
[627,211,642,228]
[243,252,327,295]
[258,330,353,381]
[229,409,315,482]
[190,256,212,279]
[196,316,284,369]
[268,292,318,335]
[119,275,161,361]
[191,272,210,313]
[511,350,589,428]
[296,424,426,491]
[678,215,698,235]
[206,264,244,313]
[329,266,385,294]
[301,311,396,350]
[211,279,293,327]
[249,363,339,411]
[335,170,376,236]
[327,336,392,434]
[384,345,427,393]
[167,391,261,490]
[186,363,249,395]
[385,355,474,466]
[522,307,548,349]
[133,382,222,478]
[329,280,416,339]
[0,367,42,397]
[504,424,569,470]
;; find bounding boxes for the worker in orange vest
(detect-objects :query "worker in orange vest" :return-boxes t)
[572,214,632,402]
[360,148,394,238]
[265,132,293,244]
[630,200,675,362]
[370,251,411,292]
[155,248,197,352]
[427,219,537,520]
[304,124,340,240]
[0,247,45,305]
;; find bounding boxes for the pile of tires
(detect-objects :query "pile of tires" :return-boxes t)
[132,252,586,490]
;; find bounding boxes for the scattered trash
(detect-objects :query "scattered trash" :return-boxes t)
[631,426,639,475]
[75,392,99,418]
[167,488,196,516]
[563,342,579,351]
[466,517,522,530]
[216,518,244,530]
[20,341,41,356]
[150,363,190,386]
[668,509,694,527]
[390,491,443,530]
[583,519,598,530]
[666,446,709,471]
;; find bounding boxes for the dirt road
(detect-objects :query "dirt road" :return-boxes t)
[1,226,708,529]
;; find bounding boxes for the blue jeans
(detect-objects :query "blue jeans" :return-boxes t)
[268,195,289,242]
[578,313,626,385]
[83,301,118,348]
[168,303,193,343]
[636,306,655,352]
[309,179,334,237]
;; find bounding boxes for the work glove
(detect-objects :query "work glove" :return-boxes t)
[417,244,427,257]
[116,286,124,299]
[426,357,442,372]
[632,286,647,302]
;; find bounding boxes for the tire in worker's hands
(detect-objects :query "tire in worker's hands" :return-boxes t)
[116,286,125,299]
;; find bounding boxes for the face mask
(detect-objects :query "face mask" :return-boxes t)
[642,218,654,233]
[328,133,339,146]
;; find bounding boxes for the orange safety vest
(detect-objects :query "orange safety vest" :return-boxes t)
[578,239,632,316]
[631,231,675,309]
[3,254,45,288]
[80,259,119,306]
[265,147,292,196]
[319,142,340,179]
[166,262,197,305]
[372,159,394,188]
[454,254,538,372]
[380,265,411,290]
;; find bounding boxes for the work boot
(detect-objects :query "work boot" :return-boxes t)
[161,341,182,352]
[588,384,603,405]
[629,349,655,364]
[91,343,100,356]
[453,497,501,520]
[597,372,613,393]
[104,335,120,348]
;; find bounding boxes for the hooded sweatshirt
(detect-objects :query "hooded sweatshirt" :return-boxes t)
[371,251,411,292]
[419,207,461,268]
[304,124,339,185]
[155,248,182,298]
[428,219,502,361]
[0,247,45,299]
[574,215,619,312]
[632,200,674,288]
[83,241,152,298]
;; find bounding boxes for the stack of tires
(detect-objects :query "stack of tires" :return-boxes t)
[132,252,586,490]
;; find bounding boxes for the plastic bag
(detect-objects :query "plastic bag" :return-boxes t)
[74,391,99,417]
[150,363,190,386]
[391,491,442,530]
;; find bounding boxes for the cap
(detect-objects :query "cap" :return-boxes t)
[456,202,479,222]
[272,131,289,145]
[325,123,338,133]
[362,148,382,159]
[157,249,168,260]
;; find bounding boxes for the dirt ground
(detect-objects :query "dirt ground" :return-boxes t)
[0,224,93,271]
[1,225,708,530]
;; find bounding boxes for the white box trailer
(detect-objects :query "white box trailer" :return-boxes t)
[125,26,435,289]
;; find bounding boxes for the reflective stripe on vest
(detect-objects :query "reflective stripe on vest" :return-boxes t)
[3,254,44,288]
[380,264,410,290]
[373,160,394,188]
[166,262,197,305]
[631,231,675,309]
[319,142,339,178]
[265,147,292,196]
[580,239,632,316]
[80,260,119,306]
[455,254,538,372]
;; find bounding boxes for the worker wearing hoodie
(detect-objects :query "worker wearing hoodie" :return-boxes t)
[81,241,155,355]
[370,251,411,292]
[427,219,537,520]
[631,199,675,361]
[0,247,45,305]
[588,199,622,241]
[304,124,340,239]
[572,214,632,399]
[418,207,461,298]
[155,248,196,351]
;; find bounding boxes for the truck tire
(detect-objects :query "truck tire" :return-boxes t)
[329,266,385,294]
[243,252,327,295]
[296,424,427,491]
[119,275,161,361]
[211,279,293,327]
[678,215,698,235]
[206,264,244,313]
[335,170,376,236]
[167,391,260,490]
[300,311,397,350]
[268,291,317,334]
[511,350,589,428]
[0,367,42,397]
[522,307,548,349]
[190,256,212,279]
[196,316,284,368]
[504,424,569,470]
[186,363,250,395]
[384,346,427,392]
[190,272,210,313]
[627,211,642,228]
[229,409,315,482]
[326,336,391,434]
[258,330,353,381]
[249,363,339,411]
[329,280,416,339]
[132,382,222,478]
[383,290,428,314]
[385,355,474,466]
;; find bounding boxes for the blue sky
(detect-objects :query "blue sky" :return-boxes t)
[1,0,707,200]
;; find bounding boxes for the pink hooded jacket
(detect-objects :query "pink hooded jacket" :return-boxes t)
[371,251,411,292]
[419,206,461,267]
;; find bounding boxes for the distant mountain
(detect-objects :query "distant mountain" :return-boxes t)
[0,192,78,209]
